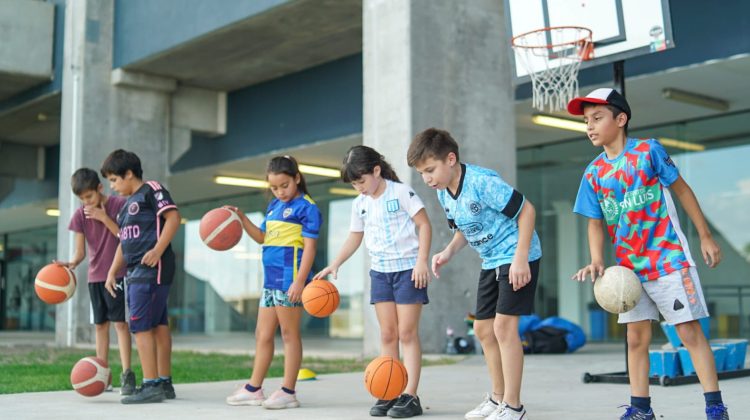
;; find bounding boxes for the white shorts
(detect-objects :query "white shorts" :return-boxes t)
[618,266,709,325]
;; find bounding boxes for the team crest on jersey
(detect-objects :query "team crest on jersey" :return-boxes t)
[601,196,619,222]
[283,208,293,218]
[128,202,139,215]
[386,199,399,213]
[469,201,482,215]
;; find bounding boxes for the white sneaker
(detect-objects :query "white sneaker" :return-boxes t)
[465,393,500,419]
[225,384,265,406]
[487,403,528,420]
[262,389,300,409]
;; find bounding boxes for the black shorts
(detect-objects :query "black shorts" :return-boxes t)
[88,279,126,324]
[475,259,540,320]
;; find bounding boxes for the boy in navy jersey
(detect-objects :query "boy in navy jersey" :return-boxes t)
[101,150,180,404]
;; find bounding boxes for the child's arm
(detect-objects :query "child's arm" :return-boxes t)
[225,206,265,244]
[411,209,432,288]
[432,231,468,278]
[669,176,722,267]
[105,243,125,298]
[84,204,120,237]
[313,231,364,280]
[287,237,317,303]
[509,200,536,291]
[56,233,86,270]
[141,209,181,268]
[572,218,606,282]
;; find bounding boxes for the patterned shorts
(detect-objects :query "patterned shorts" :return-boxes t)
[260,288,303,308]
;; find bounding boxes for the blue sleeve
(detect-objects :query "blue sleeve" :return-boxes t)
[573,172,603,219]
[300,202,322,239]
[485,174,523,219]
[260,202,272,233]
[650,139,679,187]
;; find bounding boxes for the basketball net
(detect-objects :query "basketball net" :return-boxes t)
[512,26,593,112]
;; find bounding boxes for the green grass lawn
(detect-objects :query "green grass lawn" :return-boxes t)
[0,346,457,394]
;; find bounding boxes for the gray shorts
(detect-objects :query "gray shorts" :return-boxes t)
[619,266,709,325]
[370,269,429,305]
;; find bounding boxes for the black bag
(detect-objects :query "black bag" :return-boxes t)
[522,326,568,354]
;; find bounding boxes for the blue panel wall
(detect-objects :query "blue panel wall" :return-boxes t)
[113,0,288,68]
[171,54,363,172]
[516,0,750,99]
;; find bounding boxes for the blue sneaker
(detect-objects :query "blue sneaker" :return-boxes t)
[620,405,655,420]
[706,403,729,420]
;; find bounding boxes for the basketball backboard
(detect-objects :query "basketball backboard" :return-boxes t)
[506,0,674,82]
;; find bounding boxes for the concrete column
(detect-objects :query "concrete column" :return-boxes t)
[56,0,172,346]
[363,0,515,354]
[552,200,584,327]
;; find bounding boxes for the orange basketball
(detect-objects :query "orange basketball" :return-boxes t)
[301,280,340,318]
[199,207,243,251]
[34,263,76,304]
[70,356,111,397]
[364,356,408,400]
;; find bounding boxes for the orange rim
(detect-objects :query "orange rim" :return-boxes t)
[511,26,593,50]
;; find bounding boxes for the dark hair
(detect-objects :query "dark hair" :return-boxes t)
[341,146,400,183]
[407,128,460,167]
[267,155,309,196]
[100,149,143,179]
[582,103,629,131]
[71,168,101,195]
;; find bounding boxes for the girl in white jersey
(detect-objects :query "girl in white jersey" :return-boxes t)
[314,146,432,418]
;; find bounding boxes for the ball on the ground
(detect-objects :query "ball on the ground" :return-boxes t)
[302,280,340,318]
[34,263,76,304]
[364,356,407,400]
[199,207,242,251]
[594,265,642,314]
[70,356,111,397]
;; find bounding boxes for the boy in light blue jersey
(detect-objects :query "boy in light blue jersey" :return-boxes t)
[408,128,542,420]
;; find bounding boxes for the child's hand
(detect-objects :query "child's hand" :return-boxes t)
[287,281,305,303]
[431,249,453,278]
[509,260,531,291]
[53,260,77,270]
[412,260,430,289]
[141,248,163,268]
[572,262,604,282]
[84,204,107,222]
[700,237,722,268]
[314,266,338,280]
[223,205,248,221]
[104,275,118,298]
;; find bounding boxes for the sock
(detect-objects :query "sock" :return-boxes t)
[281,386,295,395]
[506,404,523,412]
[244,383,260,392]
[489,397,499,405]
[704,391,723,406]
[631,396,651,412]
[158,376,171,383]
[143,378,157,385]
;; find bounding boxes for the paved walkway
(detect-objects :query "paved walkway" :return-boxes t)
[1,338,748,419]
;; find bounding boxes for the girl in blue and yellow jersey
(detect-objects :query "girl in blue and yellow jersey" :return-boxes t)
[224,155,321,410]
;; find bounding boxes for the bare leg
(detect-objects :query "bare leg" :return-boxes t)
[375,302,400,359]
[95,322,110,363]
[134,329,157,379]
[626,321,652,398]
[396,304,423,396]
[675,320,719,392]
[154,325,171,377]
[474,318,504,402]
[249,307,279,387]
[113,321,131,370]
[494,314,523,407]
[276,306,303,390]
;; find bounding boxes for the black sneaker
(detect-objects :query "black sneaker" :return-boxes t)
[370,398,397,416]
[161,378,176,399]
[387,394,423,418]
[120,369,136,396]
[121,381,165,404]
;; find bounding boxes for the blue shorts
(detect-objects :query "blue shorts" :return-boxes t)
[370,269,429,305]
[127,281,170,333]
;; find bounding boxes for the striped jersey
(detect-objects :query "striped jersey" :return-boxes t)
[117,181,178,284]
[574,138,695,281]
[350,180,425,273]
[260,194,322,291]
[437,164,542,269]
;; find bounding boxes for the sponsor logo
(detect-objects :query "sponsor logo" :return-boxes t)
[457,222,483,236]
[127,202,139,215]
[157,200,170,209]
[283,208,293,218]
[469,201,482,215]
[386,199,400,213]
[155,191,163,200]
[120,225,141,240]
[469,234,494,247]
[664,156,675,167]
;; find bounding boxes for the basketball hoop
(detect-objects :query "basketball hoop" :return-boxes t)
[512,26,593,112]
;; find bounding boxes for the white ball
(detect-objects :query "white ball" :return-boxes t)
[594,266,642,314]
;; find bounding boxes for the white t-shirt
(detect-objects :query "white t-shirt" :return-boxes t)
[350,180,425,273]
